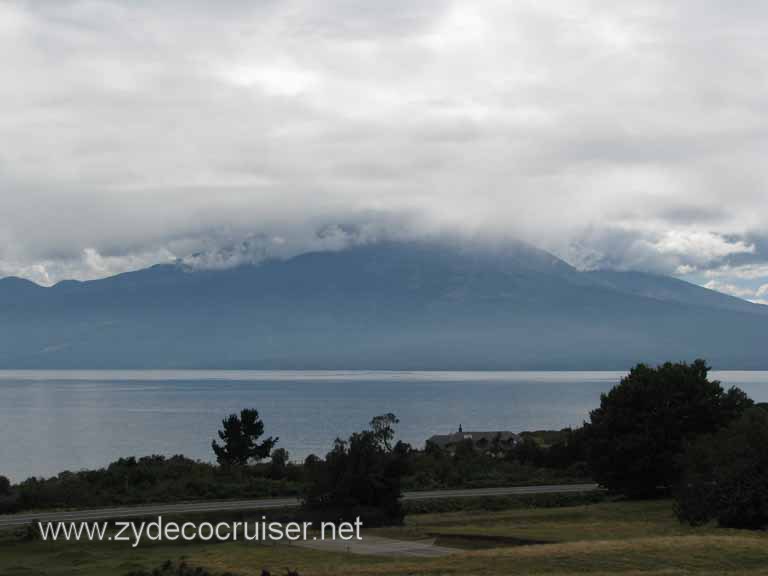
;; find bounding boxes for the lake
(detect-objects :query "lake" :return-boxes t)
[2,370,768,481]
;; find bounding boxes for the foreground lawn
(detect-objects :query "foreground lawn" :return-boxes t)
[378,499,721,542]
[3,500,768,575]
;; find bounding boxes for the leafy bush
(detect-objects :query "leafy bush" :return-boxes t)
[269,448,290,480]
[0,476,10,496]
[0,475,15,514]
[10,455,302,513]
[126,559,241,576]
[677,406,768,528]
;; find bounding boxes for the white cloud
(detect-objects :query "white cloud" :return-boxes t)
[563,228,759,278]
[699,279,768,307]
[651,231,754,262]
[1,0,768,284]
[703,280,757,300]
[221,63,320,97]
[0,248,177,286]
[704,264,768,281]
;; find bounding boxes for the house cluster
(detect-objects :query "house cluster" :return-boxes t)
[426,425,519,454]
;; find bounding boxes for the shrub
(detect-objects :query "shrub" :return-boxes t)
[10,455,302,514]
[677,406,768,528]
[0,476,10,496]
[269,448,290,480]
[126,559,241,576]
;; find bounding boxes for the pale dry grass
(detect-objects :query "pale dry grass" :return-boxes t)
[190,533,768,575]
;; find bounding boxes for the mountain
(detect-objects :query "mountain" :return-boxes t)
[1,240,766,369]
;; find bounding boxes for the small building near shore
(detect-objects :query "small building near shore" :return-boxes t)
[426,425,519,453]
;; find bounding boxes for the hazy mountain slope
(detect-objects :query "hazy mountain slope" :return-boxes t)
[585,270,768,316]
[0,241,766,369]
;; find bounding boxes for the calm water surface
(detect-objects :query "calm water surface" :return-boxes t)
[2,370,767,481]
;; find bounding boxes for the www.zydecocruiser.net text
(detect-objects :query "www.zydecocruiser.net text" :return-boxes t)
[36,516,364,548]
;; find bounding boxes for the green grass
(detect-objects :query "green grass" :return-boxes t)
[384,499,707,542]
[3,500,768,575]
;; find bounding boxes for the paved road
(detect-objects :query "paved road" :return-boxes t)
[0,483,598,529]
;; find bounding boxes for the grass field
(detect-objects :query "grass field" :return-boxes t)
[2,499,768,575]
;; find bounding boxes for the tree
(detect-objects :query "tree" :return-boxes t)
[304,414,411,524]
[211,409,278,467]
[0,475,10,496]
[304,454,321,467]
[677,406,768,528]
[269,448,290,480]
[370,413,399,452]
[508,436,545,466]
[583,360,751,497]
[490,433,504,458]
[0,474,13,513]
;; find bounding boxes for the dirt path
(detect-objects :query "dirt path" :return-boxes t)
[294,534,457,557]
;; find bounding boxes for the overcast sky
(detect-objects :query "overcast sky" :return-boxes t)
[1,0,767,303]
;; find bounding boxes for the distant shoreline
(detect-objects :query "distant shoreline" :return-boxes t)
[1,368,767,381]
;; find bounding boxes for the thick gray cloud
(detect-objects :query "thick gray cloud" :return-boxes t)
[1,0,768,297]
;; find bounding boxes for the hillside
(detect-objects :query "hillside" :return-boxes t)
[0,241,766,369]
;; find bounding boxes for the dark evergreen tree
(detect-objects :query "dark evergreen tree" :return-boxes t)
[211,409,278,467]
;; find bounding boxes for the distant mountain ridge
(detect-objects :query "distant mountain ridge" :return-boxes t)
[1,240,766,369]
